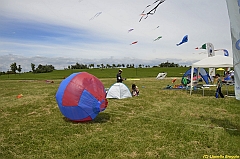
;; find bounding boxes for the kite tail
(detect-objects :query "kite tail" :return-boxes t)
[176,42,183,46]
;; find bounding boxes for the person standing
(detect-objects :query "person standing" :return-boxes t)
[116,69,125,83]
[216,74,224,98]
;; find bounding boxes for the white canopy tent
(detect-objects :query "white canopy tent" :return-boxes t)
[190,55,233,95]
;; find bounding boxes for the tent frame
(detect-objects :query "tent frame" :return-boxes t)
[190,55,233,95]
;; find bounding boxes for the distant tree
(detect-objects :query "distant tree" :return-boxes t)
[112,64,116,68]
[88,64,94,68]
[38,64,43,70]
[122,64,125,68]
[128,64,134,68]
[159,61,179,67]
[97,64,100,68]
[0,71,5,75]
[31,63,35,72]
[165,61,170,67]
[100,64,104,69]
[10,62,17,73]
[70,63,88,69]
[17,65,22,73]
[106,64,111,68]
[117,64,121,68]
[75,62,80,68]
[35,64,55,73]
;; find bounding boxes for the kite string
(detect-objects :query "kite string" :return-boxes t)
[83,0,167,47]
[86,0,159,42]
[85,0,139,42]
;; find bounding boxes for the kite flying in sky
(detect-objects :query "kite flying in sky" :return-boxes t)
[176,35,188,46]
[214,49,229,56]
[128,28,134,33]
[154,36,162,41]
[89,12,102,21]
[223,49,229,56]
[130,41,138,45]
[139,0,166,22]
[154,26,160,30]
[195,43,206,49]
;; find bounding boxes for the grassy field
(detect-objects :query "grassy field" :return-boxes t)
[0,67,190,80]
[0,68,239,159]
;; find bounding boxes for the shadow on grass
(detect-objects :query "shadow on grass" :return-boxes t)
[63,112,110,124]
[209,118,240,136]
[200,116,240,136]
[90,113,111,123]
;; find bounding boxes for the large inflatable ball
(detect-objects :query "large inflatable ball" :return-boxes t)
[56,72,108,122]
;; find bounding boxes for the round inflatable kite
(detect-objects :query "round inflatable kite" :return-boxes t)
[55,72,108,122]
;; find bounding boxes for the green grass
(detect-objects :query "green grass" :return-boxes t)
[0,69,239,159]
[0,67,190,80]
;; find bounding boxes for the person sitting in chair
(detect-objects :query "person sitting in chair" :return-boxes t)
[131,84,139,96]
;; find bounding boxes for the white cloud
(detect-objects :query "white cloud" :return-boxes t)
[0,0,233,71]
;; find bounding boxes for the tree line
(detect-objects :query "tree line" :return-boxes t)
[0,61,185,75]
[31,63,55,73]
[68,63,152,69]
[67,61,185,69]
[0,62,55,75]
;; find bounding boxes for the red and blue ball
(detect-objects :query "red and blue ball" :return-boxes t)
[56,72,108,122]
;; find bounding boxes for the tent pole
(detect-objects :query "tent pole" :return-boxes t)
[190,66,194,95]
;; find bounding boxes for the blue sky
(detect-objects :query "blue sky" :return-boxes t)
[0,0,232,71]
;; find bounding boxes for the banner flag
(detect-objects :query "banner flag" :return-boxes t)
[207,43,215,57]
[226,0,240,100]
